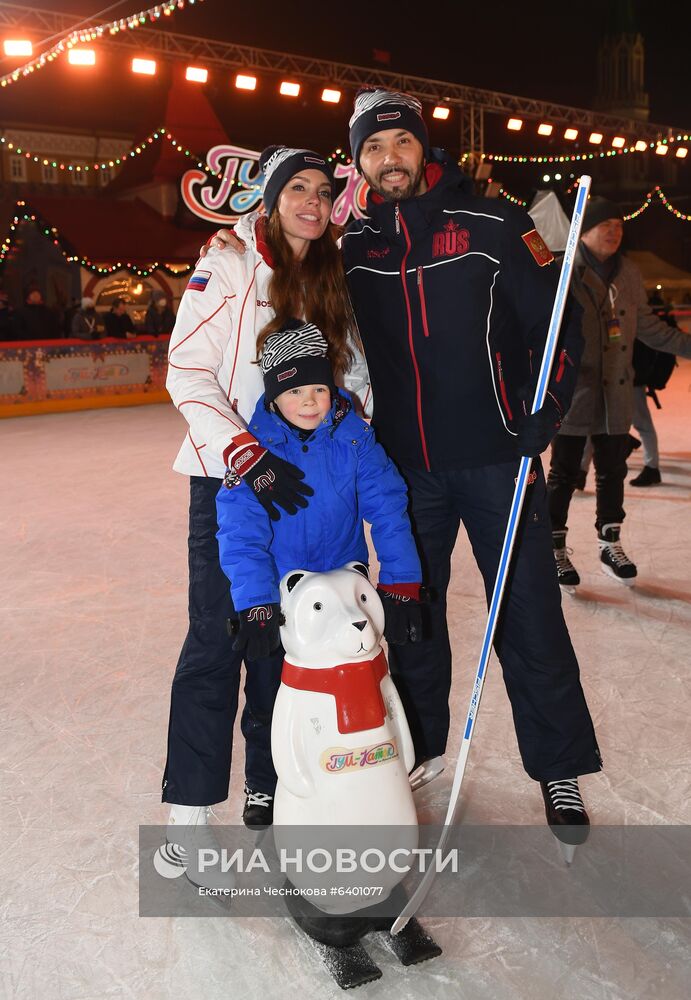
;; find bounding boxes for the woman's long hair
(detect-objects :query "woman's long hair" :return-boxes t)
[255,213,356,375]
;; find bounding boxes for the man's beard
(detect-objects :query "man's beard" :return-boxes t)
[366,162,425,202]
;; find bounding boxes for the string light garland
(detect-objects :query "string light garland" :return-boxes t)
[498,187,527,207]
[0,0,203,89]
[327,149,351,164]
[480,134,690,165]
[0,200,195,276]
[624,185,691,222]
[0,126,232,181]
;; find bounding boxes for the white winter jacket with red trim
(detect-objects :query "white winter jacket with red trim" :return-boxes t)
[167,213,371,479]
[167,213,273,478]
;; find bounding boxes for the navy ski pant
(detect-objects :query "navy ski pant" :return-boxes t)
[162,476,284,806]
[387,460,602,782]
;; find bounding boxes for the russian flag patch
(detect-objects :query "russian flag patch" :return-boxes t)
[187,269,211,292]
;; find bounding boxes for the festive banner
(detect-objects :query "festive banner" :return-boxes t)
[0,337,170,417]
[181,145,370,226]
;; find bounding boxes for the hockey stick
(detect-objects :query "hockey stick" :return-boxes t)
[392,175,592,935]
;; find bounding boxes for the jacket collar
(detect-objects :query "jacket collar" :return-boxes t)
[364,150,473,243]
[249,391,353,444]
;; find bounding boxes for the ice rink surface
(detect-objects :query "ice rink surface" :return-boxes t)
[2,361,690,1000]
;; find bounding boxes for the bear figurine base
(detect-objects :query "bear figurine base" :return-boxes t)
[285,883,442,988]
[272,564,442,989]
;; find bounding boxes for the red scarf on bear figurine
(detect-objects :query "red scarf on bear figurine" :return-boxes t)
[281,651,388,734]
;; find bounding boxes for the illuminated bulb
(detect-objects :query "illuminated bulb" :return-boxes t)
[235,73,257,90]
[321,88,341,103]
[132,58,156,75]
[433,106,450,120]
[655,144,668,156]
[675,147,688,159]
[507,118,523,131]
[4,40,32,57]
[279,81,300,97]
[538,123,553,136]
[611,136,626,148]
[634,140,648,151]
[588,132,603,144]
[185,66,208,83]
[68,49,95,65]
[564,128,578,141]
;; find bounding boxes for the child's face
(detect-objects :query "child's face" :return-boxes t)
[274,384,331,430]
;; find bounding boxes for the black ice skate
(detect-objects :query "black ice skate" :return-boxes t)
[541,778,590,864]
[242,786,274,829]
[598,523,637,585]
[552,530,580,593]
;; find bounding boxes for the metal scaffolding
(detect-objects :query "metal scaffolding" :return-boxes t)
[0,1,680,155]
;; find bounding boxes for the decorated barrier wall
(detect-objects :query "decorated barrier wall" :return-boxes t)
[0,336,170,418]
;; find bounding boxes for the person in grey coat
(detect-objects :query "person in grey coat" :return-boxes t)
[70,297,102,339]
[547,197,691,587]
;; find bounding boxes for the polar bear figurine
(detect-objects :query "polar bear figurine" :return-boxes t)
[271,563,418,914]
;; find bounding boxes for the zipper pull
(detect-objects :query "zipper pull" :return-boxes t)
[395,203,400,236]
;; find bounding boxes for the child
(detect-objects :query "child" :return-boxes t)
[215,319,423,828]
[216,317,423,668]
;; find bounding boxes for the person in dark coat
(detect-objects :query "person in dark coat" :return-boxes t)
[0,290,14,341]
[12,289,60,340]
[341,88,599,838]
[144,292,175,336]
[103,298,136,339]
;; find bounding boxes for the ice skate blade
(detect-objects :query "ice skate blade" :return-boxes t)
[557,840,577,865]
[311,940,382,990]
[600,565,636,587]
[409,756,446,792]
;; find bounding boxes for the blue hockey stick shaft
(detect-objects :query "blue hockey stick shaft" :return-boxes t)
[392,175,592,935]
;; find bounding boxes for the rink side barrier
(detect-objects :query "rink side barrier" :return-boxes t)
[0,336,170,418]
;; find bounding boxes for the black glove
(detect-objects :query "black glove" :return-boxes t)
[230,443,313,521]
[377,585,423,645]
[230,603,282,660]
[515,396,563,457]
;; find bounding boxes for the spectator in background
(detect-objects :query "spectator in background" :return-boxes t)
[547,198,691,588]
[0,290,13,340]
[70,297,102,340]
[62,296,81,337]
[104,297,136,339]
[12,289,60,340]
[144,291,175,336]
[629,292,679,487]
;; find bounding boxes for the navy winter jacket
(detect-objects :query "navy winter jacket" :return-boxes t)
[341,151,584,472]
[215,392,422,610]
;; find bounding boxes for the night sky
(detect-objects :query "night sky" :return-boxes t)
[6,0,687,125]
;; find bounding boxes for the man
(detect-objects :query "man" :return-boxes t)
[104,297,136,339]
[12,288,60,340]
[546,197,691,587]
[144,292,175,336]
[341,89,600,835]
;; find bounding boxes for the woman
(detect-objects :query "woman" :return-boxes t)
[161,147,363,864]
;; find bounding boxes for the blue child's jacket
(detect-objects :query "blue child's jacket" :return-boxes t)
[216,392,421,609]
